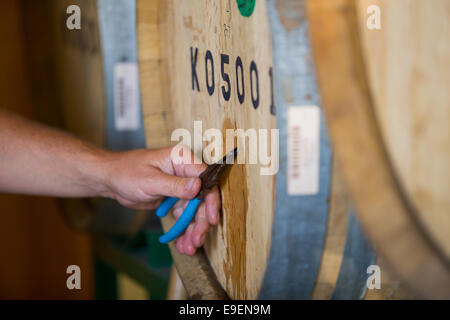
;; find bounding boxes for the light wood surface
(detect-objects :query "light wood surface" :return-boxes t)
[307,0,450,298]
[311,161,350,299]
[47,0,105,232]
[136,0,172,149]
[138,0,275,299]
[162,216,228,300]
[356,0,450,259]
[166,266,188,300]
[50,0,105,146]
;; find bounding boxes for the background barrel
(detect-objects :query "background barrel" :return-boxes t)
[307,0,450,298]
[47,0,148,236]
[137,0,408,299]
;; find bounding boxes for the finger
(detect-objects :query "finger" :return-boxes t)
[194,201,206,222]
[175,162,207,180]
[116,197,160,210]
[205,186,221,225]
[173,198,188,210]
[170,146,207,177]
[183,224,196,256]
[152,171,201,199]
[172,206,184,220]
[193,203,210,247]
[156,145,206,177]
[171,199,189,220]
[176,235,185,255]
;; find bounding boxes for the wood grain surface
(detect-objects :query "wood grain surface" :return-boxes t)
[307,0,450,298]
[138,0,275,300]
[357,0,450,259]
[50,0,105,146]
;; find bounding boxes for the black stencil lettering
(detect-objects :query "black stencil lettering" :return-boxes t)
[250,61,259,109]
[221,54,231,101]
[236,56,245,104]
[269,67,275,115]
[205,50,215,96]
[191,47,200,91]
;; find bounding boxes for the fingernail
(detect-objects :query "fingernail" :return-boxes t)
[185,177,197,191]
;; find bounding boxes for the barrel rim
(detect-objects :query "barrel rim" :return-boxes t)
[306,0,450,299]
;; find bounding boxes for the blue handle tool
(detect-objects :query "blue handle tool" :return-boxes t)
[156,197,178,218]
[157,197,202,243]
[155,147,237,244]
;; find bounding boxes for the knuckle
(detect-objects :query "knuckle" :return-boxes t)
[170,180,180,196]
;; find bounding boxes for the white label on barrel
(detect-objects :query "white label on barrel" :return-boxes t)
[287,106,320,195]
[114,62,140,131]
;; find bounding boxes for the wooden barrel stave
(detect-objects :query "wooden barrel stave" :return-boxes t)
[311,162,351,299]
[50,0,105,147]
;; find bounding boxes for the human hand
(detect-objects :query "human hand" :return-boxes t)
[99,145,220,255]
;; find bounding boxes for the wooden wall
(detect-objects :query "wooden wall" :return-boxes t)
[0,0,93,299]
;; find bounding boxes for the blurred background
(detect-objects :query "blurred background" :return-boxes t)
[0,1,178,300]
[0,0,93,299]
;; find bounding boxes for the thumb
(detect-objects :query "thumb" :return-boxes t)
[154,172,201,199]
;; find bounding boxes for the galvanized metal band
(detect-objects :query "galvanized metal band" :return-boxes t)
[260,0,332,299]
[97,0,146,151]
[331,209,376,299]
[96,0,146,232]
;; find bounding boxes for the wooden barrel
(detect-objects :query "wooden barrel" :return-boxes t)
[47,0,148,236]
[137,0,408,299]
[307,0,450,298]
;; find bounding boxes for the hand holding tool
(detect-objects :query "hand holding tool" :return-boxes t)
[156,148,237,243]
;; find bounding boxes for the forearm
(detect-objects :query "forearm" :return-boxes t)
[0,109,108,197]
[0,109,219,254]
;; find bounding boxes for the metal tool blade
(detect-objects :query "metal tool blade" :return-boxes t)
[196,147,238,199]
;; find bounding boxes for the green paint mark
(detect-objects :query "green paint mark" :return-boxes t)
[237,0,256,17]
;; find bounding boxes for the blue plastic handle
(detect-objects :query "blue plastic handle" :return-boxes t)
[159,197,202,244]
[156,197,179,218]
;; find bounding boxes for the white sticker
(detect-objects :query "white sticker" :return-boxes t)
[114,62,140,131]
[287,105,321,195]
